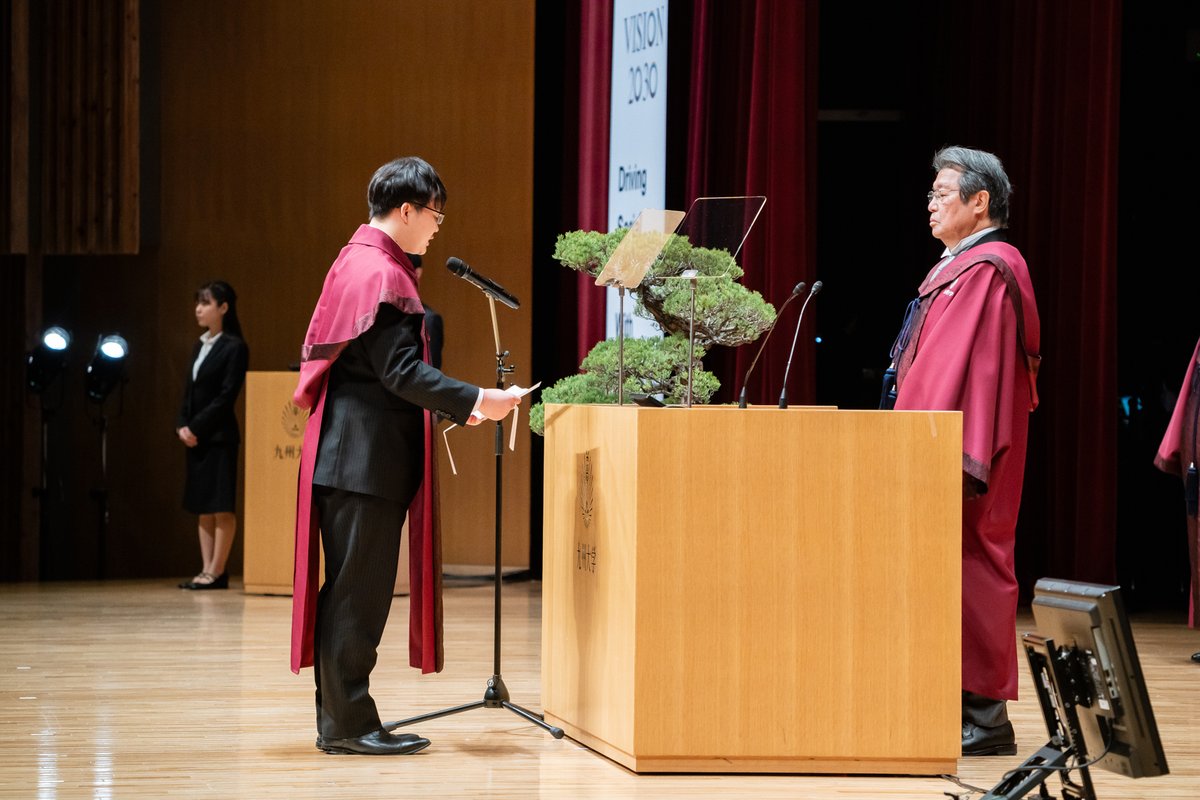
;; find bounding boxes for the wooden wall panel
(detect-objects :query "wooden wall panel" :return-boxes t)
[32,0,140,255]
[37,1,535,578]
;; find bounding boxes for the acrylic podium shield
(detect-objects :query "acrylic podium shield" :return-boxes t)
[594,208,686,290]
[540,403,963,775]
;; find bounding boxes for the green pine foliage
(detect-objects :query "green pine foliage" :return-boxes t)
[531,228,775,436]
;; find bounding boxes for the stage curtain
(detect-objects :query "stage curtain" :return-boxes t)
[574,0,612,365]
[683,0,820,406]
[952,1,1123,592]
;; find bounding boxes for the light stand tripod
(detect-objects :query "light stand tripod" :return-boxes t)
[384,294,563,739]
[32,393,61,581]
[88,382,124,580]
[91,415,110,579]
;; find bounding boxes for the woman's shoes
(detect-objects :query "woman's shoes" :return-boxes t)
[183,572,229,590]
[178,572,206,589]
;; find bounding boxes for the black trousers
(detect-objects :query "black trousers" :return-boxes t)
[313,485,406,739]
[963,690,1010,728]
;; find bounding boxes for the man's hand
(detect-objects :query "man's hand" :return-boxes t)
[177,426,198,447]
[475,388,522,421]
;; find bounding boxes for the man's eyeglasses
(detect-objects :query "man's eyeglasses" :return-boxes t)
[926,189,960,207]
[412,202,445,225]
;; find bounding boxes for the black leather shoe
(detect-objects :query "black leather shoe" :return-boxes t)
[317,729,430,755]
[1192,651,1200,663]
[962,721,1017,756]
[316,731,425,751]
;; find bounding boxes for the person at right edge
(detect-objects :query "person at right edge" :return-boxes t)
[882,146,1041,757]
[289,156,520,756]
[1153,334,1200,665]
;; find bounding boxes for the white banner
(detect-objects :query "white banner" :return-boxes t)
[606,0,668,339]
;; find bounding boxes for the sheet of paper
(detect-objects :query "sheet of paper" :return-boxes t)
[444,382,542,474]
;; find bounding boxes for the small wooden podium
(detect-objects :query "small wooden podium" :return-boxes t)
[241,371,408,596]
[540,404,962,774]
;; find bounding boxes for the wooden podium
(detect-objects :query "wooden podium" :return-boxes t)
[242,371,408,596]
[540,404,962,774]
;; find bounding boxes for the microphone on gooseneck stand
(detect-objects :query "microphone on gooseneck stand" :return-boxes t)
[446,257,521,310]
[778,280,823,409]
[738,282,806,408]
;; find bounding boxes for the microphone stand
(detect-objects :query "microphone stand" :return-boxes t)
[738,282,805,408]
[778,282,821,409]
[384,294,563,740]
[611,282,627,406]
[683,270,698,407]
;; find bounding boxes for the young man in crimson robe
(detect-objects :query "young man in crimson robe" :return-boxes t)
[885,146,1041,756]
[1154,335,1200,664]
[290,157,520,755]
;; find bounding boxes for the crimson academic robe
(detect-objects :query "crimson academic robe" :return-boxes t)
[895,239,1040,701]
[290,224,445,675]
[1154,336,1200,627]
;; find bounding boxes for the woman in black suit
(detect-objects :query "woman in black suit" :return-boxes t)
[176,280,249,590]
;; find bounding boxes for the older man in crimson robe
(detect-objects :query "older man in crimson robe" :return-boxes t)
[1154,335,1200,663]
[886,146,1041,756]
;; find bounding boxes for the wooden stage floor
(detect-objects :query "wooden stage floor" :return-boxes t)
[1,578,1197,799]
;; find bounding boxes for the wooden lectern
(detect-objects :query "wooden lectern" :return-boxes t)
[541,404,962,774]
[242,372,408,596]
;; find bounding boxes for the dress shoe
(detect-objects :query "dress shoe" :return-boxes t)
[178,573,206,589]
[962,721,1017,756]
[1192,651,1200,664]
[317,729,430,755]
[188,572,228,590]
[316,731,424,750]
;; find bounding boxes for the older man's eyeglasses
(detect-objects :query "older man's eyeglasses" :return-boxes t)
[926,189,960,207]
[412,202,445,225]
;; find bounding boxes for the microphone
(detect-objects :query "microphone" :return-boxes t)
[738,282,806,408]
[446,257,521,310]
[778,280,823,409]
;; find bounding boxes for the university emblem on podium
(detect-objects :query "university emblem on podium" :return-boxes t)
[281,402,308,439]
[578,450,594,528]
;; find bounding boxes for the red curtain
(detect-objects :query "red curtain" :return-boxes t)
[1015,1,1122,589]
[685,0,819,405]
[574,0,612,365]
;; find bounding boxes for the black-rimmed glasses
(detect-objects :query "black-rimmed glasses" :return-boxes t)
[412,202,445,225]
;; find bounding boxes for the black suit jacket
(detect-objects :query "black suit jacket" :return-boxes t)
[424,306,444,370]
[312,303,478,504]
[177,334,250,446]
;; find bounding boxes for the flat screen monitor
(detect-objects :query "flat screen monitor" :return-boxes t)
[1027,579,1168,780]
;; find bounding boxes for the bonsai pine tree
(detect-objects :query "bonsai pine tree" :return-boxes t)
[529,228,775,435]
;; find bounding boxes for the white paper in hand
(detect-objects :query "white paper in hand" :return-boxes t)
[503,382,540,451]
[444,382,542,475]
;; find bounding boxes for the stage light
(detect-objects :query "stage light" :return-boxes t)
[26,326,73,393]
[85,334,129,403]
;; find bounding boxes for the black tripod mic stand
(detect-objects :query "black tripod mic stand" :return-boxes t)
[384,294,563,739]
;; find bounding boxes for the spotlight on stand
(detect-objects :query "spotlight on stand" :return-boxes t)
[85,334,129,403]
[26,326,73,393]
[84,333,129,580]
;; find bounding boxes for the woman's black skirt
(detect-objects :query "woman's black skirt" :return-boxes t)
[183,442,238,514]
